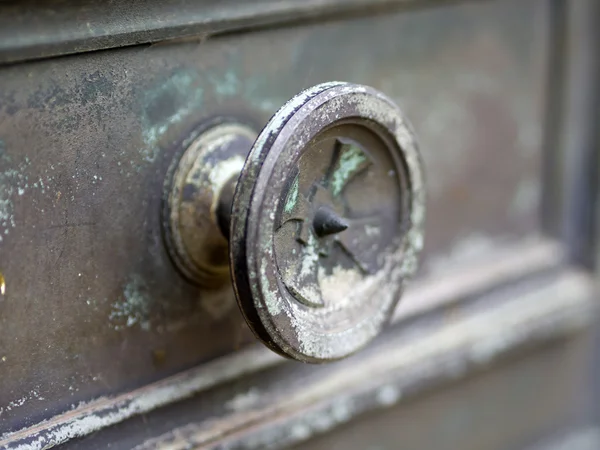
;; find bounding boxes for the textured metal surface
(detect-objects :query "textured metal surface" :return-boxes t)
[88,270,596,450]
[289,336,593,450]
[0,239,564,449]
[1,262,593,449]
[0,0,548,434]
[163,82,425,363]
[0,0,462,65]
[228,82,423,362]
[164,121,258,286]
[165,82,424,363]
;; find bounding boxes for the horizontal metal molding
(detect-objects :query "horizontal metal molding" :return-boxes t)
[0,239,581,449]
[143,270,598,449]
[0,0,462,65]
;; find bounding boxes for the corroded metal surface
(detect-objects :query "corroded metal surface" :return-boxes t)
[0,262,593,449]
[0,0,548,433]
[164,121,257,286]
[166,82,424,363]
[288,335,594,450]
[0,0,464,65]
[229,82,424,362]
[142,271,595,450]
[0,240,564,449]
[80,270,596,450]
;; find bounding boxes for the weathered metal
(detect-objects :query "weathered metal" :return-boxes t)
[0,0,553,437]
[134,270,597,450]
[230,82,424,362]
[0,240,566,449]
[0,0,597,448]
[0,0,464,65]
[165,82,424,363]
[164,121,257,286]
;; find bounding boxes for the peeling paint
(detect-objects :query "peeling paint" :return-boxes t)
[299,234,319,279]
[0,8,554,444]
[219,395,357,450]
[165,121,256,285]
[1,268,593,450]
[317,266,363,308]
[187,272,593,450]
[289,242,401,359]
[285,396,355,439]
[260,255,282,316]
[0,347,282,450]
[232,82,425,362]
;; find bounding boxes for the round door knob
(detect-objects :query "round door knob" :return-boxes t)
[164,82,425,363]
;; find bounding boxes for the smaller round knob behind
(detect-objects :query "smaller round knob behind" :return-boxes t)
[164,122,257,287]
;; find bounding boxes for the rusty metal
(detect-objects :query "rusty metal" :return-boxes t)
[164,82,425,363]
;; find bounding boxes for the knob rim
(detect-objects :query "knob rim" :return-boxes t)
[230,82,425,363]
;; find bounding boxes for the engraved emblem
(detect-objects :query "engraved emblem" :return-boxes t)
[276,137,383,308]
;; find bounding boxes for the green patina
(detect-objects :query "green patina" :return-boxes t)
[211,68,240,98]
[141,71,204,163]
[284,176,299,214]
[140,51,291,167]
[331,145,367,196]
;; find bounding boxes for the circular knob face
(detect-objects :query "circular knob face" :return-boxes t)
[230,82,425,363]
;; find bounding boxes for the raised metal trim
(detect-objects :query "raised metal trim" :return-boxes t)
[138,269,597,449]
[0,239,569,449]
[0,0,464,65]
